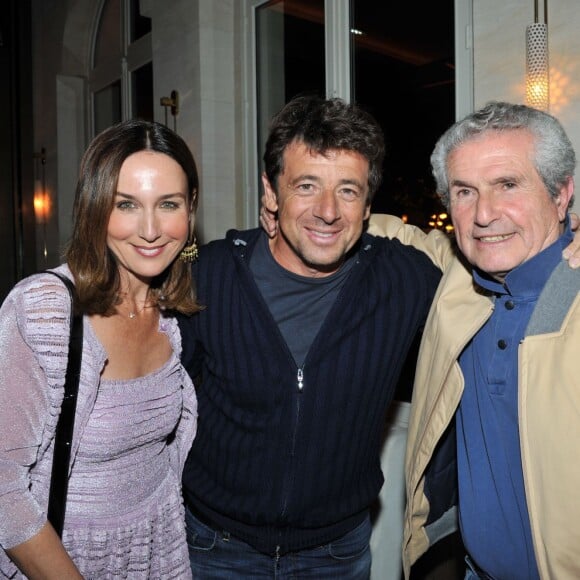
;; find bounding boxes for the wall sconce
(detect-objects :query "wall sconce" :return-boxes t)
[33,147,50,263]
[33,191,51,222]
[33,148,50,222]
[160,90,179,132]
[525,0,549,110]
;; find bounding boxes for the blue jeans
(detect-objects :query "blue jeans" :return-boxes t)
[185,506,372,579]
[464,555,495,580]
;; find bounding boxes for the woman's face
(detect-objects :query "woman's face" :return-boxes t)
[107,150,191,285]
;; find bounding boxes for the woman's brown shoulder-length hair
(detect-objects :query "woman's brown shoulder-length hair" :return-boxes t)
[64,118,201,316]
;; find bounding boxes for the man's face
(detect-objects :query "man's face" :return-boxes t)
[448,129,573,280]
[263,140,371,277]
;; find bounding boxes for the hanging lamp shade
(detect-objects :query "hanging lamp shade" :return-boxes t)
[525,1,549,110]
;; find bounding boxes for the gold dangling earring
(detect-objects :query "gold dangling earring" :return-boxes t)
[179,237,199,263]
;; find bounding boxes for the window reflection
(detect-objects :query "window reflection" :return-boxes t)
[352,1,455,229]
[94,81,122,135]
[93,0,121,67]
[132,62,154,121]
[130,0,151,42]
[255,0,325,173]
[91,0,153,132]
[252,1,455,230]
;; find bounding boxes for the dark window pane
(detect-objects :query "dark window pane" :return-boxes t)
[94,0,122,67]
[255,0,325,173]
[94,80,122,134]
[130,0,151,43]
[353,1,455,229]
[132,62,154,121]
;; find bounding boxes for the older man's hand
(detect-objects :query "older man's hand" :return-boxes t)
[563,212,580,268]
[259,194,278,238]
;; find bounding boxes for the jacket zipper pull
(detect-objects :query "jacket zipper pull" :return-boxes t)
[297,368,304,391]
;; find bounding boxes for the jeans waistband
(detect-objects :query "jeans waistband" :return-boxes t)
[183,492,368,556]
[184,497,224,532]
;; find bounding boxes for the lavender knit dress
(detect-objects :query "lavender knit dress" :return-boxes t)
[62,324,192,579]
[0,268,196,579]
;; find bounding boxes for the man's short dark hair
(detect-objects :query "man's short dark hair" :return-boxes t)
[263,95,385,201]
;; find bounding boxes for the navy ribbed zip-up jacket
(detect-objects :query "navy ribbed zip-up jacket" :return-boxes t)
[179,228,441,555]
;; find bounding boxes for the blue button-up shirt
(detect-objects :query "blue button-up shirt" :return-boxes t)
[457,220,573,580]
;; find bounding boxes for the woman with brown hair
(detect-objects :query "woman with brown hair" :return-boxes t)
[0,119,200,579]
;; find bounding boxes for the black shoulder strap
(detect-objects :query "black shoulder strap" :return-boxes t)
[44,271,83,538]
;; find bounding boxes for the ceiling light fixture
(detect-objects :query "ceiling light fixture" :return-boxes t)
[525,0,549,110]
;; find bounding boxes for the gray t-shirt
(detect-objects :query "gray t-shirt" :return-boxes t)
[250,234,355,367]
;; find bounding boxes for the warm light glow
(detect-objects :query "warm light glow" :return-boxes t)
[428,211,453,234]
[525,22,549,111]
[547,65,573,114]
[526,77,549,110]
[34,192,51,222]
[401,214,408,223]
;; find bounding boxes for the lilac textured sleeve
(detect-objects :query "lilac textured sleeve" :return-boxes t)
[0,277,70,550]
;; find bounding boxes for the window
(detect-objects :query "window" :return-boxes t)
[94,80,122,134]
[352,1,455,227]
[255,0,326,169]
[244,0,471,230]
[90,0,153,135]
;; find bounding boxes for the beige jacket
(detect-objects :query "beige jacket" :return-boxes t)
[368,214,580,580]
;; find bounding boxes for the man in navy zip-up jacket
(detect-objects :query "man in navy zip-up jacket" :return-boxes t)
[179,95,441,579]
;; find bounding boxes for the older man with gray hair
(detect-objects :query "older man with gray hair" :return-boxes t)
[395,102,580,580]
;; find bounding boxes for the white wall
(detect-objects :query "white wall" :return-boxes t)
[474,0,580,210]
[144,0,238,244]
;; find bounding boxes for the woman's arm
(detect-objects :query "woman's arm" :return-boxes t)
[6,523,82,579]
[0,278,81,577]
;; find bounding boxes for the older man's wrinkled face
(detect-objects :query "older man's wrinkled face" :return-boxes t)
[448,129,573,280]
